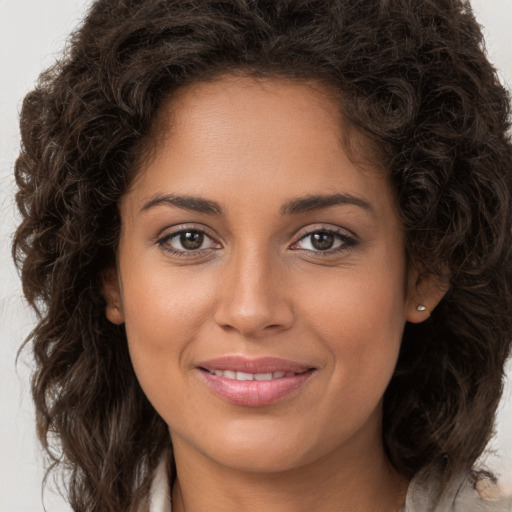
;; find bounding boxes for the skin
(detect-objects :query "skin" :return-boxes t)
[104,76,445,512]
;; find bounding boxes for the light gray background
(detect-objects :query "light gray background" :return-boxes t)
[1,1,511,510]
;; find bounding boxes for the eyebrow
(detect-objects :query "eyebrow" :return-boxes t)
[141,193,222,215]
[140,192,373,216]
[280,193,374,216]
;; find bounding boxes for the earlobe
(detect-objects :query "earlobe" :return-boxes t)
[102,267,125,325]
[406,267,449,324]
[106,302,125,325]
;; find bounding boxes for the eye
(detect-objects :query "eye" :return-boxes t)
[156,228,220,255]
[291,228,357,253]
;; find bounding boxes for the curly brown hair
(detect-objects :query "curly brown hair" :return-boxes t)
[13,0,512,510]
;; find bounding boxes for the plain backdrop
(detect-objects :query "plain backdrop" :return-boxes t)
[1,1,511,511]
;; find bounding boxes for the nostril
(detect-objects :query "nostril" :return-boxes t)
[213,296,295,338]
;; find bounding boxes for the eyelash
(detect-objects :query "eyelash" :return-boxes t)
[155,226,358,257]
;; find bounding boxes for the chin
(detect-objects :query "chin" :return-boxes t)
[210,444,313,475]
[173,417,337,475]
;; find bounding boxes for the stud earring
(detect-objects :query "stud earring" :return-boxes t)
[417,304,431,315]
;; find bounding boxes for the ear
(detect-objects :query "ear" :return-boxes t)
[102,266,125,325]
[406,266,449,323]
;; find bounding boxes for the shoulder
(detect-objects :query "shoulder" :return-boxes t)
[403,468,512,512]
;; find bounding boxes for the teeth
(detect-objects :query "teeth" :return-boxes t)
[208,370,296,381]
[254,372,272,381]
[236,371,253,381]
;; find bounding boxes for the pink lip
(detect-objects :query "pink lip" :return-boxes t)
[197,356,315,407]
[198,356,311,374]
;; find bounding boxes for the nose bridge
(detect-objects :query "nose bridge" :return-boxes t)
[214,242,293,337]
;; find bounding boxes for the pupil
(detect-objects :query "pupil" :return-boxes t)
[311,232,334,250]
[180,231,204,250]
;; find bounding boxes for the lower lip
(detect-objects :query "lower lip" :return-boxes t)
[199,370,314,407]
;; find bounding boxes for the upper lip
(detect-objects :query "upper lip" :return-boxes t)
[197,356,313,374]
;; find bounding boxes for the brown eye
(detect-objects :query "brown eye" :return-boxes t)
[292,228,357,254]
[157,228,219,254]
[311,232,335,250]
[180,231,204,250]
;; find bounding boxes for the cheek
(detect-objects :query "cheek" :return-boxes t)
[300,264,406,339]
[297,258,407,394]
[121,260,216,340]
[119,264,217,403]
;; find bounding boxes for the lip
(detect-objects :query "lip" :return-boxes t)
[198,356,312,374]
[196,356,315,407]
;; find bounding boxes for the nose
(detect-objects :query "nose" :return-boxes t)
[213,247,295,338]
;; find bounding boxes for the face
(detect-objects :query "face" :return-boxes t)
[105,76,435,475]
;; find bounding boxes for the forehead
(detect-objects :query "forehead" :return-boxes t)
[142,75,346,166]
[169,74,342,130]
[124,75,393,217]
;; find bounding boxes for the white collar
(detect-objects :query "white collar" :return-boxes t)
[149,454,172,512]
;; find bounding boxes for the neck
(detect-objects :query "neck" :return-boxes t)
[170,429,408,512]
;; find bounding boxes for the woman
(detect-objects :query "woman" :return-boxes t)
[13,0,512,511]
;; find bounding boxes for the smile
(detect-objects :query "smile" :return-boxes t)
[204,370,299,380]
[197,357,315,407]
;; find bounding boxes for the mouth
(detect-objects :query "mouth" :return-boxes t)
[196,357,316,407]
[202,369,303,380]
